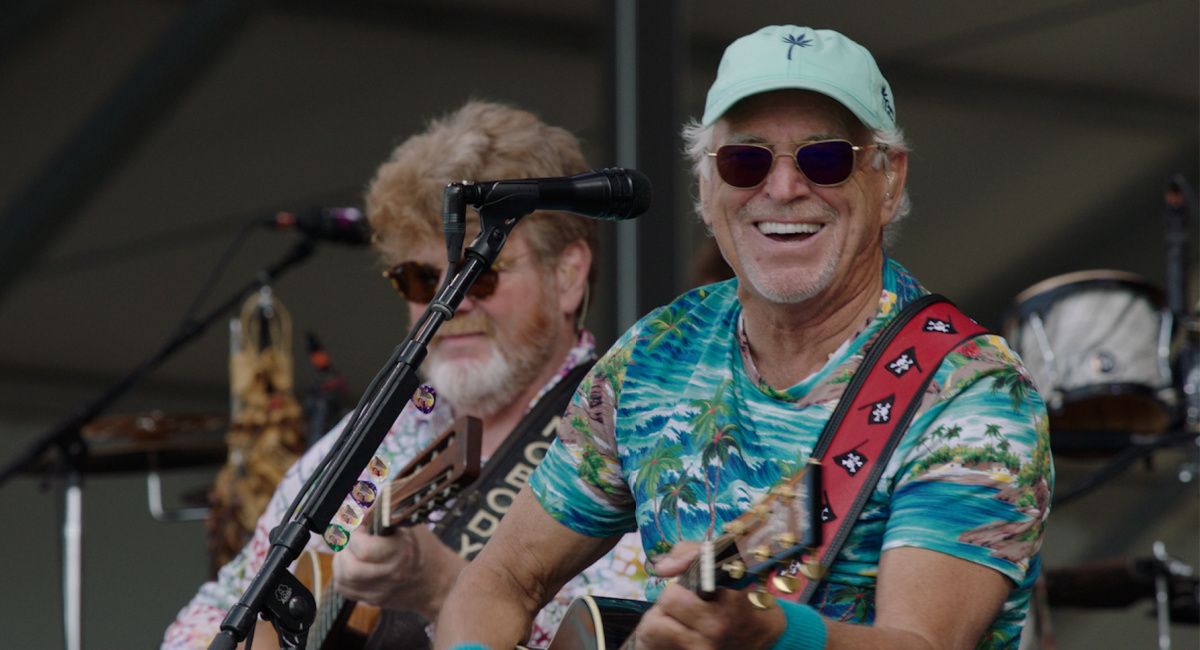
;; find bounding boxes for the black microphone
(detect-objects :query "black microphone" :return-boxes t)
[263,207,372,246]
[460,168,653,221]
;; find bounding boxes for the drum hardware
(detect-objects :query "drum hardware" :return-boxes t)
[1043,544,1198,622]
[22,411,230,522]
[84,411,228,523]
[1041,542,1198,650]
[1052,431,1199,507]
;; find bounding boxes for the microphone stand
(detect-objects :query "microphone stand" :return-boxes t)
[0,237,317,650]
[208,198,526,649]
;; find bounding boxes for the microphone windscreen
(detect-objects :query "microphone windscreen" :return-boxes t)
[624,168,653,218]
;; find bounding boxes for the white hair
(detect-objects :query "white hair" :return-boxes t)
[681,119,912,249]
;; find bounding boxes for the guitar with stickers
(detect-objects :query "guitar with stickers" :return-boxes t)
[251,416,482,650]
[531,460,823,650]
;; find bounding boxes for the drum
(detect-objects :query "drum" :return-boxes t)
[1004,270,1176,440]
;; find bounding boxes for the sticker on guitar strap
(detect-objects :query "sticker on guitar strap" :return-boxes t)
[412,384,437,413]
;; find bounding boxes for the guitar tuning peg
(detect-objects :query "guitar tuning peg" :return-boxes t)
[747,588,775,611]
[752,544,771,561]
[798,562,827,580]
[771,573,799,595]
[774,532,796,547]
[722,520,747,536]
[720,559,747,580]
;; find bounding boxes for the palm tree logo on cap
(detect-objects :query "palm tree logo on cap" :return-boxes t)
[782,33,812,60]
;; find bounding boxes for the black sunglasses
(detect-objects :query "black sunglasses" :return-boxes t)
[382,255,525,304]
[707,139,877,189]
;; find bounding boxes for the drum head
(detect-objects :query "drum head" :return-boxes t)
[1005,271,1175,440]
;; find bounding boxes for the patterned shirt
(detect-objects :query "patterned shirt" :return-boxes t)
[530,259,1054,649]
[163,330,648,649]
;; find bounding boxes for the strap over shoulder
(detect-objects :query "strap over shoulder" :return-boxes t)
[775,294,989,602]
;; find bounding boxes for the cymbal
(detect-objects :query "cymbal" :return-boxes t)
[31,411,230,474]
[82,411,226,442]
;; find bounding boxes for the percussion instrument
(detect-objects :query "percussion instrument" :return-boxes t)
[1004,271,1177,444]
[28,411,227,474]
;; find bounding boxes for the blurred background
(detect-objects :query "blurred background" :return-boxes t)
[0,1,1196,647]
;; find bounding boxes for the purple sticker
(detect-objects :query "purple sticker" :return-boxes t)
[412,384,437,414]
[350,480,377,508]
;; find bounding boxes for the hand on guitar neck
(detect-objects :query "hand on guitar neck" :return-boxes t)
[249,416,482,650]
[634,542,788,649]
[538,463,823,650]
[332,523,466,618]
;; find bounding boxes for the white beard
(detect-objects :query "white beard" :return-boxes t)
[741,243,840,304]
[425,340,524,418]
[423,274,563,418]
[732,199,842,304]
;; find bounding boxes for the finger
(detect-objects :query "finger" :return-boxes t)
[332,549,390,586]
[650,542,701,577]
[636,598,715,650]
[346,527,411,563]
[654,584,748,641]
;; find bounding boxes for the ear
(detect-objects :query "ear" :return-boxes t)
[697,173,715,229]
[555,239,592,319]
[879,149,909,226]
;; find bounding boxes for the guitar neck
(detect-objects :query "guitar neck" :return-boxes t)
[308,590,350,650]
[677,538,735,597]
[299,416,483,649]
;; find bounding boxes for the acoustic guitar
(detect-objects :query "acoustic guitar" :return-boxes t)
[252,416,482,649]
[536,460,823,650]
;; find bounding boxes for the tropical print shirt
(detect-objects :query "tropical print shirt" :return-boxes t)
[163,330,648,650]
[530,259,1054,649]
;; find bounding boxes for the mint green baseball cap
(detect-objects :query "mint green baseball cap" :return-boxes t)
[702,25,897,130]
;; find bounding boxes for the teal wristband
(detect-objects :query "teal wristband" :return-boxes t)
[450,645,492,650]
[769,600,827,650]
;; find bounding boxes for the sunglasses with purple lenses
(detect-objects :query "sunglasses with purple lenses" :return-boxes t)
[708,139,872,189]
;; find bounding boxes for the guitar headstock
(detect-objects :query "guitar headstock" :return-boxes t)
[686,459,823,602]
[376,415,482,531]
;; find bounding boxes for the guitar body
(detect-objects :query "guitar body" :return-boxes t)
[294,549,378,649]
[541,596,650,650]
[252,417,482,649]
[544,463,822,650]
[250,549,379,650]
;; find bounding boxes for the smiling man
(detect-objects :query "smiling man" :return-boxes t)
[437,26,1053,650]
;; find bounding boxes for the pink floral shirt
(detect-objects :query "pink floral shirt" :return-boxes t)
[162,330,648,649]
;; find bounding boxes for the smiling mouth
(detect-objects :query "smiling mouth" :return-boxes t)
[755,221,824,242]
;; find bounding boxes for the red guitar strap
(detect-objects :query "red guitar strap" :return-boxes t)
[770,293,988,603]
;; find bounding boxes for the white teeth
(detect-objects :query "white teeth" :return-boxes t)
[756,222,822,235]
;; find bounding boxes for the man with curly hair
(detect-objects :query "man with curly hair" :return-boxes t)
[163,101,646,649]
